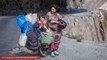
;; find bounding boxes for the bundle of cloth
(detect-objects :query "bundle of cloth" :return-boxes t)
[17,13,40,49]
[16,13,52,51]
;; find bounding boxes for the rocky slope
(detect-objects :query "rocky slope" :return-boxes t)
[67,0,107,10]
[63,9,107,42]
[99,2,107,10]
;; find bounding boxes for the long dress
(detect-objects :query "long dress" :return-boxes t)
[46,12,62,51]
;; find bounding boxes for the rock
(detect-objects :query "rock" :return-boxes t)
[67,0,107,10]
[63,9,107,42]
[67,0,84,9]
[82,0,107,10]
[99,2,107,10]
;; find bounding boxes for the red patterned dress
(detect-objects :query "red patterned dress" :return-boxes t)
[46,12,62,51]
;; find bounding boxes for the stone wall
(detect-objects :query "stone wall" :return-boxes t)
[63,9,107,42]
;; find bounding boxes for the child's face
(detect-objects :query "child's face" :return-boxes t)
[51,7,57,13]
[40,16,45,21]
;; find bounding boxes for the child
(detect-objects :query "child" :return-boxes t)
[46,4,62,57]
[38,14,50,32]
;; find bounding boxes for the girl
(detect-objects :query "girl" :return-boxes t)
[46,4,62,57]
[38,14,50,32]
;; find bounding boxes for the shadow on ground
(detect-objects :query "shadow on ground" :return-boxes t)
[62,8,87,14]
[9,47,40,56]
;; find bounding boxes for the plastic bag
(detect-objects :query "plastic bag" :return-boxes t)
[16,15,27,28]
[16,15,28,33]
[18,33,27,47]
[32,13,37,21]
[25,13,36,25]
[41,32,53,45]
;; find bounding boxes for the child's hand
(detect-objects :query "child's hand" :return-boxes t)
[46,29,51,33]
[51,20,59,24]
[46,30,50,33]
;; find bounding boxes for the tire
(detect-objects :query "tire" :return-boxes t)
[39,44,48,57]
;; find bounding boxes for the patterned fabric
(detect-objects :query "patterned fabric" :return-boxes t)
[39,21,45,27]
[46,12,62,51]
[46,12,62,32]
[50,33,62,51]
[46,12,62,21]
[26,30,39,50]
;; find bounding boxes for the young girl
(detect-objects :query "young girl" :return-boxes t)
[46,4,62,57]
[37,14,50,33]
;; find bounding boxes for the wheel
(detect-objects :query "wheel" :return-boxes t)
[39,44,48,57]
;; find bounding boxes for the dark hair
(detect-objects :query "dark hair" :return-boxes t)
[37,13,45,20]
[51,4,61,12]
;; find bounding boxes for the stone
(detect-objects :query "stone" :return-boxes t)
[63,9,107,42]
